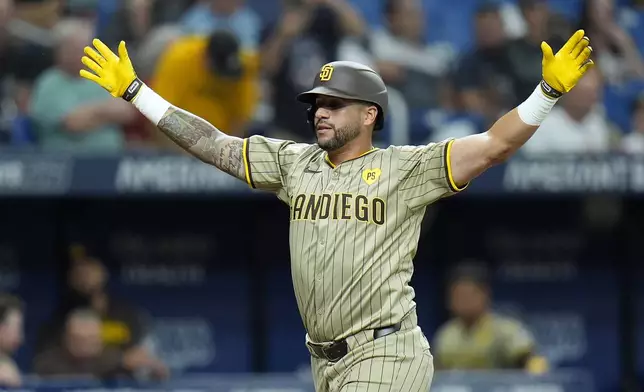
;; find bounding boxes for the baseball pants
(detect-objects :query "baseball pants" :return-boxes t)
[307,314,434,392]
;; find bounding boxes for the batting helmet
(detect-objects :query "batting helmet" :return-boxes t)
[296,61,388,131]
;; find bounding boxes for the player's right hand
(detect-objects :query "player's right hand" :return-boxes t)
[80,39,137,99]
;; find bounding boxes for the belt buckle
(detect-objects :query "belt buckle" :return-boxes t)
[323,340,348,362]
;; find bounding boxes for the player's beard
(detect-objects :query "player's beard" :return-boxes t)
[316,123,361,151]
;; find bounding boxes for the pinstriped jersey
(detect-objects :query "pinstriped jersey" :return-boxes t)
[242,135,466,342]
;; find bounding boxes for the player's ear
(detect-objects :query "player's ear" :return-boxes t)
[363,105,378,128]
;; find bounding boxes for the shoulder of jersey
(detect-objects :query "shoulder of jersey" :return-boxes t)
[294,143,326,163]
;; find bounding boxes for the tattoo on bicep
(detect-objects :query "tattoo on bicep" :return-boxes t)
[157,107,245,179]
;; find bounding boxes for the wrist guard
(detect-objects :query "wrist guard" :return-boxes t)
[122,78,144,102]
[539,80,563,99]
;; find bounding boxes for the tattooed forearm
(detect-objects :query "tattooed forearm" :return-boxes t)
[157,107,245,179]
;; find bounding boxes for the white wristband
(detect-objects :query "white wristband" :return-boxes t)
[131,84,171,126]
[517,84,559,126]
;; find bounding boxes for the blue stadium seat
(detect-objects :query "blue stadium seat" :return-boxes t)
[603,85,634,133]
[619,6,644,55]
[11,115,36,146]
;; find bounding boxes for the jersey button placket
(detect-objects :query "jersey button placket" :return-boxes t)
[326,171,338,192]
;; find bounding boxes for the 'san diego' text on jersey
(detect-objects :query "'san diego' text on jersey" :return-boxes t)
[290,193,386,225]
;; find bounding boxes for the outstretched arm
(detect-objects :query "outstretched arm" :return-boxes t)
[156,107,245,179]
[448,30,595,187]
[79,38,246,181]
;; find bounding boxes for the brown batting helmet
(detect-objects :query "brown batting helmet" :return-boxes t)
[297,61,388,131]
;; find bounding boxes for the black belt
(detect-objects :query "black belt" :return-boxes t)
[308,322,402,363]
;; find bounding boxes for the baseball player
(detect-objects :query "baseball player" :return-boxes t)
[79,29,593,391]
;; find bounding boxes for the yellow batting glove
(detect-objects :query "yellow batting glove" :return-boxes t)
[540,29,595,99]
[80,39,142,101]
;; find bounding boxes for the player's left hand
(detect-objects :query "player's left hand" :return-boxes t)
[540,29,594,98]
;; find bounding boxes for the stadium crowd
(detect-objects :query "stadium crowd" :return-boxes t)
[0,0,644,153]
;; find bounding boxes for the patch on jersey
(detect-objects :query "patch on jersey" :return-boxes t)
[362,168,382,185]
[319,64,334,82]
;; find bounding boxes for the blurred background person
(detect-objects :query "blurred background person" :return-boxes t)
[433,266,546,373]
[370,0,455,111]
[179,0,261,51]
[577,0,644,85]
[28,17,137,151]
[0,294,23,387]
[36,246,168,380]
[97,0,192,81]
[150,29,259,148]
[506,0,556,105]
[522,67,618,155]
[259,0,369,142]
[452,2,512,130]
[6,0,61,106]
[98,0,189,50]
[33,308,126,379]
[0,0,59,145]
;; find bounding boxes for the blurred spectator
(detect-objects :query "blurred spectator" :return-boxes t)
[28,18,137,151]
[34,308,126,379]
[453,2,513,128]
[621,93,644,153]
[98,0,194,51]
[131,25,184,82]
[98,0,156,48]
[0,0,59,142]
[370,0,455,110]
[260,0,369,142]
[433,267,545,372]
[0,0,16,143]
[98,0,191,81]
[36,247,168,380]
[150,29,259,145]
[578,0,644,84]
[179,0,261,50]
[506,0,553,103]
[8,0,60,76]
[523,67,617,155]
[0,294,23,387]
